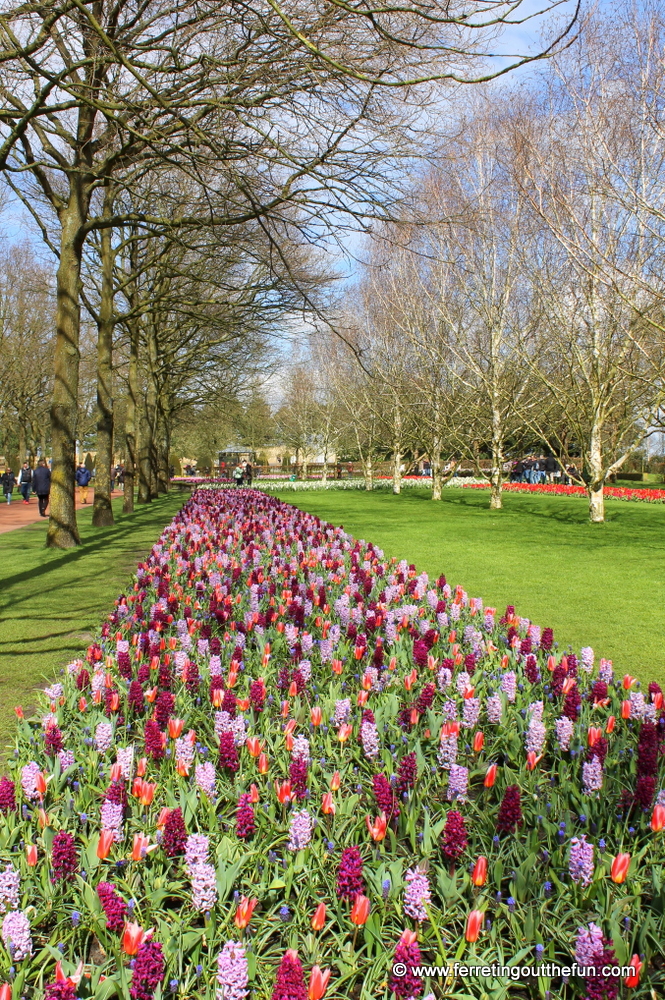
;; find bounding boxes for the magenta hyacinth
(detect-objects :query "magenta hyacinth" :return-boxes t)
[236,794,256,839]
[51,831,78,883]
[218,731,240,773]
[163,807,187,858]
[97,881,127,932]
[497,785,523,834]
[130,940,165,1000]
[271,950,307,1000]
[336,846,364,900]
[441,810,468,865]
[0,777,16,814]
[389,937,423,998]
[144,719,165,760]
[44,983,77,1000]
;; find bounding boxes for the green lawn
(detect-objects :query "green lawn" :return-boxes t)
[0,492,186,747]
[275,487,665,689]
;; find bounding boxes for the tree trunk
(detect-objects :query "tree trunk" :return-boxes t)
[139,323,159,503]
[155,402,170,494]
[137,403,152,504]
[47,189,88,548]
[587,420,605,523]
[489,394,503,509]
[123,319,139,513]
[431,433,443,500]
[364,455,373,491]
[92,186,115,527]
[392,402,402,495]
[17,420,26,467]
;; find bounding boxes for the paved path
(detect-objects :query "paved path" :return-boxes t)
[0,489,126,534]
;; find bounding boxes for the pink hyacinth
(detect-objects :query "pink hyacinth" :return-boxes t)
[403,867,431,922]
[216,940,249,1000]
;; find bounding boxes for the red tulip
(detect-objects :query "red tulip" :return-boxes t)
[622,674,637,690]
[366,813,387,842]
[0,983,11,1000]
[285,733,294,751]
[337,724,352,742]
[168,718,184,739]
[34,771,47,798]
[332,659,343,674]
[136,757,147,777]
[473,731,484,752]
[249,783,260,804]
[311,902,326,931]
[122,921,146,955]
[97,829,115,860]
[526,751,542,771]
[78,697,87,712]
[587,727,602,747]
[321,792,336,815]
[621,700,632,719]
[465,909,484,942]
[258,752,269,774]
[311,706,323,726]
[471,856,488,887]
[131,833,152,861]
[484,764,497,788]
[234,896,258,929]
[357,690,369,706]
[624,955,643,988]
[654,691,664,710]
[275,781,292,804]
[246,737,262,757]
[350,894,370,925]
[606,715,616,733]
[610,852,631,884]
[651,805,665,832]
[308,966,331,1000]
[25,845,38,866]
[156,807,171,828]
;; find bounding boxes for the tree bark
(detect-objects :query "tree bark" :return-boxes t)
[587,420,605,523]
[123,319,139,514]
[392,402,402,495]
[92,186,115,527]
[431,430,443,500]
[47,188,88,548]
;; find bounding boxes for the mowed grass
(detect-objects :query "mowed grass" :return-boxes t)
[0,492,186,748]
[274,487,665,689]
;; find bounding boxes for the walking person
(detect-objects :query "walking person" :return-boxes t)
[1,467,16,504]
[17,462,32,503]
[32,459,51,516]
[244,460,253,486]
[117,465,125,491]
[76,462,92,504]
[233,463,244,487]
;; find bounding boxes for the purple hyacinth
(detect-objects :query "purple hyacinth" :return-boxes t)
[403,867,431,922]
[447,765,469,803]
[0,865,20,913]
[501,672,517,703]
[216,940,249,1000]
[195,762,216,797]
[582,758,603,795]
[185,834,210,867]
[574,922,604,970]
[486,694,503,724]
[569,836,594,887]
[1,909,32,960]
[389,937,423,998]
[189,861,218,912]
[287,810,313,851]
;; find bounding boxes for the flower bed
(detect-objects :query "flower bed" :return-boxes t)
[0,488,663,999]
[464,482,665,503]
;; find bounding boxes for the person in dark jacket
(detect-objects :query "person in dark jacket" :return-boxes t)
[17,462,32,503]
[244,461,253,485]
[32,460,51,516]
[75,463,92,504]
[1,468,16,504]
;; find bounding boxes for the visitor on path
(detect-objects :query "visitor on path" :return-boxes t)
[1,468,16,504]
[244,461,253,486]
[76,463,92,504]
[33,460,51,516]
[17,462,32,503]
[233,464,244,486]
[544,454,559,483]
[116,465,125,491]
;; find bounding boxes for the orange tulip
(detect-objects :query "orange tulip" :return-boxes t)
[249,783,260,804]
[332,659,343,674]
[465,909,484,943]
[484,763,497,788]
[526,751,543,771]
[311,902,327,931]
[137,781,157,806]
[212,688,224,708]
[610,852,631,884]
[311,706,323,726]
[0,983,11,1000]
[587,727,602,747]
[462,686,476,699]
[473,731,485,752]
[547,654,556,671]
[624,955,643,988]
[108,691,120,712]
[109,762,123,782]
[176,759,190,777]
[330,770,341,791]
[131,833,152,861]
[35,771,47,798]
[246,737,262,757]
[284,719,297,735]
[621,700,632,719]
[37,808,48,829]
[234,896,258,929]
[651,804,665,832]
[606,715,616,733]
[622,674,637,690]
[258,752,269,774]
[285,733,294,752]
[275,781,292,804]
[562,677,576,695]
[25,844,38,866]
[350,894,370,925]
[654,691,664,710]
[308,966,331,1000]
[471,856,488,887]
[168,718,184,739]
[357,690,369,706]
[121,921,146,955]
[337,724,352,743]
[136,757,147,777]
[281,700,290,718]
[366,813,387,842]
[400,928,417,946]
[145,687,157,703]
[78,697,87,712]
[321,792,336,815]
[288,681,298,697]
[97,829,115,860]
